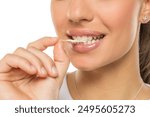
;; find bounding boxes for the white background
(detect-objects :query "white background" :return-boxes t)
[0,0,76,72]
[0,100,149,117]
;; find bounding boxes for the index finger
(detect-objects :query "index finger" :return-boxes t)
[27,37,58,51]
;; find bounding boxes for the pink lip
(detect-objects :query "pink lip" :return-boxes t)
[66,29,106,37]
[73,40,102,53]
[66,29,106,53]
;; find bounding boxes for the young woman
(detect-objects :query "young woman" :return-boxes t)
[0,0,150,100]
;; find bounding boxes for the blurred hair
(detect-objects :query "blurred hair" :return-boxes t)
[139,22,150,84]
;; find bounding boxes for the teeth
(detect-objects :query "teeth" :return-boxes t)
[66,34,105,44]
[87,40,91,44]
[92,40,96,44]
[88,36,92,41]
[93,37,97,40]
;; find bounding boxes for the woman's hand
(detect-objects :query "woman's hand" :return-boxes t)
[0,37,70,99]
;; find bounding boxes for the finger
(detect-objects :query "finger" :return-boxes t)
[54,40,70,86]
[27,47,58,77]
[0,54,36,75]
[14,47,48,78]
[27,37,58,51]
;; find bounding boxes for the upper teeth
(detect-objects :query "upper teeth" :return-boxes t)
[72,36,92,43]
[72,35,105,43]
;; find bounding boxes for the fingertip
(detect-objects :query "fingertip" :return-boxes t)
[47,66,58,78]
[51,66,58,77]
[35,67,48,78]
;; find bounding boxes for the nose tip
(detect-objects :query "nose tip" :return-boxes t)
[67,1,93,24]
[67,12,89,24]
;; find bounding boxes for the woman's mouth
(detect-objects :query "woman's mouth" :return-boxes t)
[65,29,106,53]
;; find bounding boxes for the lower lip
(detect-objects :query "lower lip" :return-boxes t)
[72,39,103,53]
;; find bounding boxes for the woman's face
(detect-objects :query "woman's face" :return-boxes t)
[51,0,143,71]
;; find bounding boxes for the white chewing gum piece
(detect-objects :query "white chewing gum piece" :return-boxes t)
[62,39,86,43]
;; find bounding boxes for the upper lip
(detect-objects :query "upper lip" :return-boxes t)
[66,29,106,39]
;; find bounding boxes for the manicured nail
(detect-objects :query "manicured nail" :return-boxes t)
[51,66,58,76]
[41,67,47,75]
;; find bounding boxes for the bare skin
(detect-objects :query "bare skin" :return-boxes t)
[66,28,150,100]
[0,0,150,100]
[51,0,150,100]
[0,37,70,99]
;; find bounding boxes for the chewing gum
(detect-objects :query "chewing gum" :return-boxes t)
[62,39,87,43]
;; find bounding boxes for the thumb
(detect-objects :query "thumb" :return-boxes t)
[53,40,70,85]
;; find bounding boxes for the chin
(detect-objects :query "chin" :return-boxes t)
[73,65,92,71]
[71,60,103,71]
[70,55,118,72]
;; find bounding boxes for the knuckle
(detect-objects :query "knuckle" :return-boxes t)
[27,46,35,51]
[27,42,34,48]
[14,47,24,54]
[0,54,13,66]
[48,57,54,64]
[3,53,12,59]
[27,44,37,51]
[28,54,43,67]
[41,36,50,40]
[45,58,55,68]
[1,54,13,63]
[22,59,30,65]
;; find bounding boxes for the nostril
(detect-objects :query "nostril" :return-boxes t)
[66,2,93,24]
[68,16,93,24]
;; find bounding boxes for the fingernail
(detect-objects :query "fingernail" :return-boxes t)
[51,66,58,76]
[41,67,47,75]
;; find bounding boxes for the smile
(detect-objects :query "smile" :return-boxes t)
[65,34,105,44]
[65,29,107,53]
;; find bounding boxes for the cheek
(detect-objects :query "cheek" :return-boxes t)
[69,1,141,70]
[99,0,140,38]
[52,0,141,70]
[51,2,68,37]
[98,0,140,27]
[96,1,141,59]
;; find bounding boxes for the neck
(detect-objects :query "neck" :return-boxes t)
[75,37,143,100]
